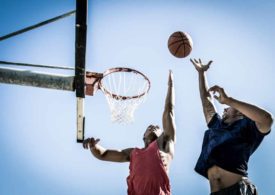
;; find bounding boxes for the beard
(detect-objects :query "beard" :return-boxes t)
[222,114,229,123]
[144,134,158,147]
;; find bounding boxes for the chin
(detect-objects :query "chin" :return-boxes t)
[145,140,153,147]
[222,118,229,124]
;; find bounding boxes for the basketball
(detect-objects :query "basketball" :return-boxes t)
[168,31,193,58]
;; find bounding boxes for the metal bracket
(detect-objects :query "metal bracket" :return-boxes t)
[85,72,103,96]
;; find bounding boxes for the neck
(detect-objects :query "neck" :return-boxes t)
[144,140,156,148]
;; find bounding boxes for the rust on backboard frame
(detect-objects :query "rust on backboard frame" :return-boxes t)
[85,72,103,96]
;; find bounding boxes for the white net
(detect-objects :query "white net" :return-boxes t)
[100,68,150,123]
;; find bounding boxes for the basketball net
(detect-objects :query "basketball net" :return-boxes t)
[99,68,150,123]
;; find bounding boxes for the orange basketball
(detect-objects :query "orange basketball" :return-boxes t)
[168,31,193,58]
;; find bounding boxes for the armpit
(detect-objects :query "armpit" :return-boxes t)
[202,99,216,123]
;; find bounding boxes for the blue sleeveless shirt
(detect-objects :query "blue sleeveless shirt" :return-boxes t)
[195,113,270,178]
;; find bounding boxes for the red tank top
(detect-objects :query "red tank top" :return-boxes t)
[127,140,171,195]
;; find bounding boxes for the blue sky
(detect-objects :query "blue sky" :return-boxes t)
[1,0,275,194]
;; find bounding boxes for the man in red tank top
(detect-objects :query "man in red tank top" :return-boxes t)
[83,71,176,195]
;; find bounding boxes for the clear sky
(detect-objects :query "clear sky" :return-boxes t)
[1,0,275,194]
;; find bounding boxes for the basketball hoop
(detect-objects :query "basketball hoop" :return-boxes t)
[98,67,150,123]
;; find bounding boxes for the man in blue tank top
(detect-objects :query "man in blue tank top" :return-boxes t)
[190,58,273,195]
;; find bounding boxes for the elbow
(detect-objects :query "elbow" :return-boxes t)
[261,112,274,133]
[201,90,211,98]
[163,110,175,120]
[266,113,274,131]
[164,103,175,113]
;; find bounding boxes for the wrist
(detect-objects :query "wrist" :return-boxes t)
[90,144,97,150]
[198,71,206,75]
[224,97,234,105]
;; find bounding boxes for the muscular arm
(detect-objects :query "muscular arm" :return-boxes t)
[198,71,217,124]
[162,70,176,142]
[91,146,133,162]
[83,138,133,162]
[225,97,273,133]
[191,59,216,124]
[209,85,273,133]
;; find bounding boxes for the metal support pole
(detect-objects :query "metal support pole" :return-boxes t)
[75,0,87,143]
[0,67,74,91]
[0,10,76,42]
[0,60,74,70]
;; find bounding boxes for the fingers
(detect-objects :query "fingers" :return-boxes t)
[208,85,226,101]
[169,70,174,79]
[208,85,222,92]
[82,137,100,149]
[93,138,100,145]
[82,138,89,149]
[169,69,173,77]
[207,60,213,66]
[190,58,200,69]
[208,85,229,104]
[168,70,174,85]
[190,58,213,68]
[208,85,222,100]
[190,58,199,64]
[190,58,195,65]
[213,95,219,101]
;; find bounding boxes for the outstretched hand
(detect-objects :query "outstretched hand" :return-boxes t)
[83,137,100,149]
[168,70,174,86]
[208,85,230,104]
[190,58,212,72]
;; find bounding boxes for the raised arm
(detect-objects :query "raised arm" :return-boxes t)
[190,58,216,124]
[162,70,176,141]
[209,85,273,133]
[83,137,133,162]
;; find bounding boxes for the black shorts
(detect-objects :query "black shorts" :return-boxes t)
[210,178,258,195]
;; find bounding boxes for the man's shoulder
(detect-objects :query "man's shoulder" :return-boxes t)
[156,136,175,155]
[123,147,135,156]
